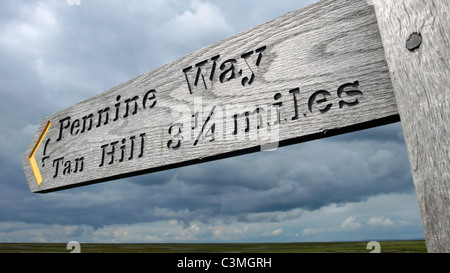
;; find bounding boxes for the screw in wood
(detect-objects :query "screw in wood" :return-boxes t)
[406,33,422,51]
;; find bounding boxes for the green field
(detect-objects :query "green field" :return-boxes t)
[0,240,427,253]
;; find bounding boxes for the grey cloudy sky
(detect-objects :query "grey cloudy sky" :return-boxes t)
[0,0,424,243]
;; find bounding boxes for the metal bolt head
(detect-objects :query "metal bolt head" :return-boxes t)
[406,33,422,51]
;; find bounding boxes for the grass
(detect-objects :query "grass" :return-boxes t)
[0,240,427,253]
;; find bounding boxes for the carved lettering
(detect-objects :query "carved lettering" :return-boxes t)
[114,95,121,121]
[289,88,300,120]
[219,59,238,83]
[273,93,283,125]
[143,89,157,109]
[52,157,64,178]
[338,81,362,108]
[308,90,332,113]
[167,123,183,150]
[63,160,71,175]
[123,96,139,118]
[240,46,267,87]
[99,133,145,167]
[57,117,71,141]
[306,81,363,114]
[209,55,220,81]
[70,119,80,136]
[57,90,157,142]
[233,107,266,135]
[52,156,84,178]
[128,136,135,160]
[81,113,94,133]
[193,106,217,146]
[194,60,208,89]
[97,107,110,128]
[74,157,84,173]
[164,80,362,148]
[183,46,267,94]
[183,55,220,94]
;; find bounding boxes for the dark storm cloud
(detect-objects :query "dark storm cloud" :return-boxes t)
[121,123,414,225]
[217,130,413,214]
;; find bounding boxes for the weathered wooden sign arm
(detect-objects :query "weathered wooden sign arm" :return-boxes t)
[372,0,449,253]
[21,0,449,252]
[22,0,399,194]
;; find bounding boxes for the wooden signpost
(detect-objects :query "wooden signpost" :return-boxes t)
[372,0,449,253]
[22,0,449,252]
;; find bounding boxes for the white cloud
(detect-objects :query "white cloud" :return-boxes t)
[0,221,94,243]
[0,220,275,243]
[0,193,424,243]
[340,216,362,230]
[269,229,283,236]
[367,216,395,227]
[302,228,324,236]
[0,2,58,54]
[160,0,233,51]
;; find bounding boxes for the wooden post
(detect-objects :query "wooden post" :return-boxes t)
[372,0,449,252]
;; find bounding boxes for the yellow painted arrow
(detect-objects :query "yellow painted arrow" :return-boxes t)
[29,121,51,186]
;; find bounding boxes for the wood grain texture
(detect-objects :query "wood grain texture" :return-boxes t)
[373,0,449,253]
[22,0,398,193]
